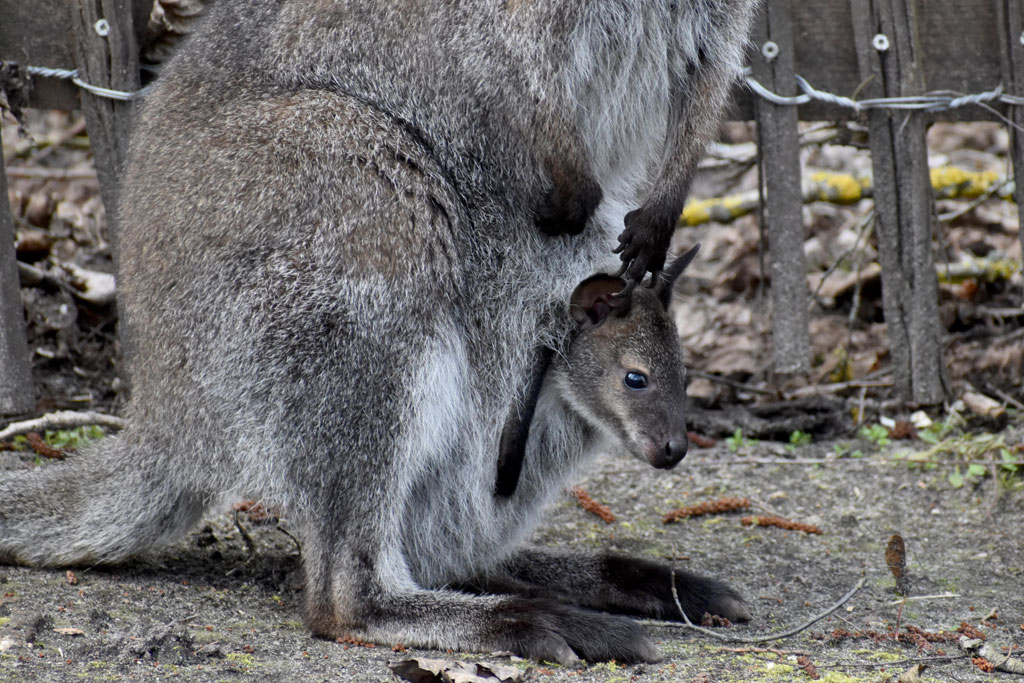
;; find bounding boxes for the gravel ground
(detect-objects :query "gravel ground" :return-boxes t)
[2,423,1022,682]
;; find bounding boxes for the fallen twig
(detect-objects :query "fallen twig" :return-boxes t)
[3,167,97,180]
[0,411,124,442]
[717,646,810,656]
[818,654,960,670]
[668,566,866,643]
[959,636,1024,674]
[784,379,893,400]
[686,370,775,396]
[886,592,960,605]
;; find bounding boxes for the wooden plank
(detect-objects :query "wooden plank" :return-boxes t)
[751,0,810,376]
[0,0,77,108]
[729,0,1009,121]
[69,0,141,252]
[851,0,948,404]
[0,126,36,418]
[0,0,1015,117]
[994,0,1024,305]
[0,0,151,109]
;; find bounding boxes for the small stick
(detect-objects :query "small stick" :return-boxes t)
[233,511,257,556]
[0,411,125,442]
[717,646,811,657]
[669,568,866,644]
[686,370,775,396]
[818,654,961,670]
[3,167,97,180]
[983,383,1024,411]
[886,593,959,605]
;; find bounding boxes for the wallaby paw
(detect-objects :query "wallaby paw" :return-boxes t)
[535,176,603,237]
[710,594,752,623]
[598,555,749,623]
[672,573,751,624]
[485,599,662,665]
[614,204,675,285]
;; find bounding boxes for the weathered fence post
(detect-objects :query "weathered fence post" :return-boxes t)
[851,0,948,404]
[994,0,1024,305]
[69,0,140,253]
[751,0,811,377]
[0,124,35,417]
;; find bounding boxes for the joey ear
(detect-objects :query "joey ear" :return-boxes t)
[570,274,630,329]
[655,243,700,309]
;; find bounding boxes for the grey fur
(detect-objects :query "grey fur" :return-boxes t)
[0,0,757,664]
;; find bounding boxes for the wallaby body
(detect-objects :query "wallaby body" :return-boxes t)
[1,0,756,663]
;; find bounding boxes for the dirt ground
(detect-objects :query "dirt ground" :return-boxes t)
[2,426,1023,682]
[4,108,1024,681]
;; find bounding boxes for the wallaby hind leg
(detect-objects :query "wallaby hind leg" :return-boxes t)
[471,549,750,623]
[0,431,206,567]
[299,527,663,665]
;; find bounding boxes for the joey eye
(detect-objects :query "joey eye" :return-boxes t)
[623,371,648,390]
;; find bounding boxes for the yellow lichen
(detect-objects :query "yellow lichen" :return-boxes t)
[810,171,866,204]
[930,165,1000,199]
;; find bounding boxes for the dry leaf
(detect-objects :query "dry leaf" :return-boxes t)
[896,663,925,683]
[962,391,1005,419]
[389,658,525,683]
[53,627,84,637]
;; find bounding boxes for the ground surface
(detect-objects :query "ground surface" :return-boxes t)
[4,109,1024,682]
[2,428,1023,682]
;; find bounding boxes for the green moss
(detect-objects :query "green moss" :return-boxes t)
[819,673,866,683]
[867,651,904,662]
[0,617,10,627]
[226,652,255,667]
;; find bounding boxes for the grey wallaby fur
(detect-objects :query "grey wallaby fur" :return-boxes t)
[1,0,757,664]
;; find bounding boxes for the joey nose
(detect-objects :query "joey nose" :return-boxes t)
[666,435,688,465]
[651,434,688,469]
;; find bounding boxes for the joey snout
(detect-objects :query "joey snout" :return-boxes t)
[642,431,688,469]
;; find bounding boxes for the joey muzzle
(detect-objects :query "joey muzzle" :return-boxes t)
[647,432,688,469]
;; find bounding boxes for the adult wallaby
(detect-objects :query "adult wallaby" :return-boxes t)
[0,0,757,664]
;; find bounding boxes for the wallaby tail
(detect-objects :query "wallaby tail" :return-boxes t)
[0,431,205,567]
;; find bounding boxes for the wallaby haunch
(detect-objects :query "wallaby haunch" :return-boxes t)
[0,0,757,664]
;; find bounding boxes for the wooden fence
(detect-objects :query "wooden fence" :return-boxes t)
[2,0,1024,417]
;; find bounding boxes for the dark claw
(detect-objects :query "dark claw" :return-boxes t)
[611,279,637,300]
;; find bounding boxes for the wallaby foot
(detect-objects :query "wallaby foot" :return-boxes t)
[307,587,661,665]
[478,598,662,664]
[300,538,663,664]
[484,549,750,623]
